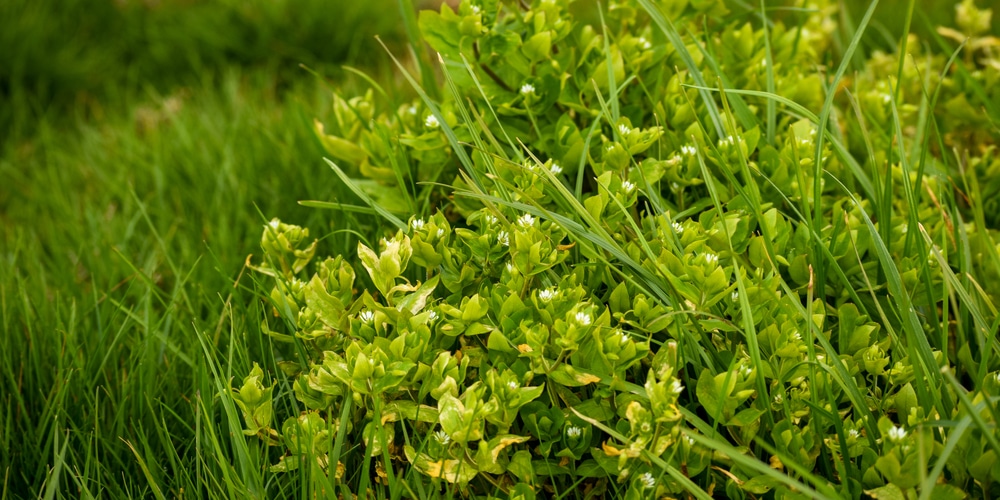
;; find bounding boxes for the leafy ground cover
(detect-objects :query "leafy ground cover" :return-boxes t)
[3,0,1000,499]
[241,0,1000,498]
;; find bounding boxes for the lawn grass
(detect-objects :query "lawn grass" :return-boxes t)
[3,0,1000,498]
[0,0,421,492]
[0,20,412,497]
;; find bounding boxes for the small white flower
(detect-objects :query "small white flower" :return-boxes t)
[566,426,583,438]
[670,182,681,191]
[549,163,563,174]
[435,430,451,444]
[436,228,445,238]
[621,180,636,193]
[269,219,280,229]
[681,144,697,156]
[887,425,907,443]
[484,214,498,225]
[575,311,592,326]
[427,310,439,322]
[359,310,375,323]
[497,230,510,246]
[882,93,892,104]
[410,218,425,231]
[606,144,616,152]
[520,83,535,95]
[470,4,481,13]
[517,213,535,227]
[669,154,682,164]
[791,331,802,341]
[638,37,652,50]
[799,138,810,145]
[507,380,519,390]
[670,379,684,394]
[618,124,631,135]
[773,393,784,404]
[848,429,860,439]
[639,472,656,489]
[731,290,739,302]
[810,128,817,136]
[424,114,440,128]
[702,252,719,265]
[613,329,627,343]
[640,421,652,433]
[538,289,557,302]
[684,435,695,446]
[993,372,1000,385]
[761,58,768,67]
[407,105,418,115]
[671,221,684,234]
[739,365,752,379]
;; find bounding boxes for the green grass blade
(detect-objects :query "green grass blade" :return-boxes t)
[636,0,725,137]
[324,158,407,231]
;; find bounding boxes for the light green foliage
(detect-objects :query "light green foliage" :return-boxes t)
[233,363,276,440]
[246,0,1000,497]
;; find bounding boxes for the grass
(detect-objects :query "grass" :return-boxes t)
[0,0,408,490]
[1,69,344,497]
[3,0,1000,498]
[0,0,405,141]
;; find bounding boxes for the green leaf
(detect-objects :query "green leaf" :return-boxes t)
[304,275,346,328]
[417,5,461,58]
[695,369,721,419]
[395,275,440,314]
[864,484,906,500]
[742,475,783,494]
[403,445,478,484]
[609,282,630,315]
[314,121,368,164]
[461,294,489,321]
[547,364,601,387]
[522,31,553,62]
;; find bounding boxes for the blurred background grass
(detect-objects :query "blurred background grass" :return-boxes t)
[0,0,991,497]
[0,0,410,138]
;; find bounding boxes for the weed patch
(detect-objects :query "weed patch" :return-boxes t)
[241,0,1000,498]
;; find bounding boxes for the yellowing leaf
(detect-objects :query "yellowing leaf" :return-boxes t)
[404,445,478,484]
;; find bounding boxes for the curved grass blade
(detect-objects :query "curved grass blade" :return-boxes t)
[324,158,407,232]
[636,0,724,137]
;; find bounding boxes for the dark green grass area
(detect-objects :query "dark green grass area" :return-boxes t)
[0,70,356,497]
[0,0,406,140]
[0,0,411,495]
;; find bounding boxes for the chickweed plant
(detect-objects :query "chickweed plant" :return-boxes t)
[240,0,1000,497]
